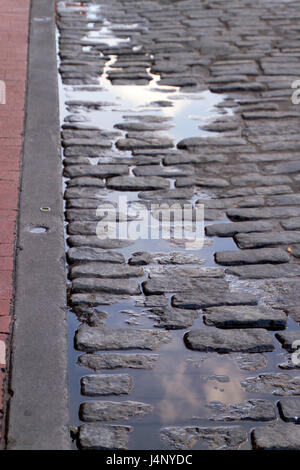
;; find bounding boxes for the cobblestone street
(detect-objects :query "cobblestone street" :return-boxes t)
[54,0,300,450]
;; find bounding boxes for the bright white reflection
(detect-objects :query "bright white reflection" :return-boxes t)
[60,1,231,143]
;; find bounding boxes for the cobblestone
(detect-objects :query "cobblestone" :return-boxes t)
[56,0,300,451]
[160,425,248,450]
[207,399,276,422]
[252,423,300,450]
[78,423,133,450]
[75,326,171,352]
[80,401,154,422]
[215,248,289,266]
[278,398,300,423]
[81,374,133,396]
[203,306,286,330]
[78,353,159,370]
[184,328,274,353]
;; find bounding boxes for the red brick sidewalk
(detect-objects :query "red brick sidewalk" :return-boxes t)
[0,0,30,439]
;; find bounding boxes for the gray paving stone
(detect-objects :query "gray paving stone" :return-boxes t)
[226,263,300,279]
[143,277,228,295]
[241,373,300,396]
[211,82,266,93]
[70,263,144,279]
[210,60,259,76]
[115,122,171,132]
[208,399,276,422]
[66,198,107,209]
[63,138,112,148]
[158,77,198,87]
[255,185,292,196]
[289,244,300,258]
[235,231,300,248]
[278,398,300,423]
[129,252,154,265]
[81,374,133,396]
[198,195,263,209]
[233,353,268,371]
[78,353,159,370]
[172,292,258,310]
[177,137,246,150]
[71,293,130,307]
[164,153,228,165]
[68,236,132,250]
[278,356,300,370]
[133,164,194,178]
[184,328,274,353]
[65,187,107,200]
[78,423,133,450]
[160,425,248,450]
[66,177,106,188]
[155,252,203,265]
[116,137,173,150]
[149,266,224,279]
[65,209,137,223]
[201,120,240,132]
[205,221,274,237]
[72,278,141,295]
[222,187,255,198]
[215,248,289,266]
[80,401,154,422]
[67,221,105,236]
[67,247,125,264]
[265,161,300,175]
[147,306,199,329]
[287,306,300,323]
[230,173,291,186]
[203,306,286,330]
[75,326,171,352]
[227,206,300,221]
[135,295,169,308]
[252,423,300,450]
[64,144,112,157]
[138,188,193,200]
[176,176,229,188]
[275,331,300,352]
[281,217,300,230]
[64,164,128,178]
[107,176,170,190]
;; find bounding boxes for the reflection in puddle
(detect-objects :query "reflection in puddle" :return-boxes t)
[64,60,230,143]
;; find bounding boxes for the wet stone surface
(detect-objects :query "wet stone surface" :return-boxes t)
[184,328,274,353]
[78,423,133,450]
[278,398,300,423]
[251,423,300,450]
[57,0,300,451]
[75,326,171,352]
[207,399,276,422]
[81,373,133,396]
[241,373,300,396]
[78,353,159,370]
[203,306,287,330]
[80,401,153,422]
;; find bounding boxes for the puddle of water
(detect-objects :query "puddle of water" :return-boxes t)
[63,63,231,143]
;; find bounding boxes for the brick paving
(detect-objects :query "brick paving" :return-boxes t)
[57,0,300,450]
[0,0,29,440]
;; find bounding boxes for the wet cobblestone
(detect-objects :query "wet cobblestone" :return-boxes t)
[57,0,300,450]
